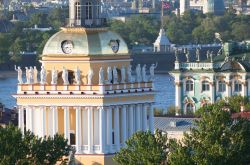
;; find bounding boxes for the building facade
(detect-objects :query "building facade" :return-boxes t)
[13,0,155,164]
[171,53,250,115]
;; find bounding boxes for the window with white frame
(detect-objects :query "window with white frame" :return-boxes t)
[186,103,194,114]
[218,80,226,92]
[202,81,210,91]
[75,2,81,20]
[86,2,92,19]
[234,80,242,92]
[186,80,194,92]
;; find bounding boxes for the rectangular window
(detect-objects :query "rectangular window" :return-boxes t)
[202,83,210,91]
[218,82,226,92]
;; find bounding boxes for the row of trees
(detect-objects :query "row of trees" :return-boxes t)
[109,7,250,46]
[114,96,250,165]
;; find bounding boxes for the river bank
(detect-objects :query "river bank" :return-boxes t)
[0,71,17,78]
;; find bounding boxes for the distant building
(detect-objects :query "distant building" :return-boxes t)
[153,28,171,53]
[171,48,250,115]
[0,103,18,127]
[180,0,225,15]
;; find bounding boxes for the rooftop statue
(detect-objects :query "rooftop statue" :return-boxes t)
[87,68,94,85]
[113,66,118,84]
[33,66,38,84]
[51,67,58,85]
[175,49,179,62]
[150,63,157,81]
[40,66,46,85]
[25,67,30,84]
[107,66,112,84]
[29,67,34,84]
[185,51,190,62]
[62,67,69,85]
[142,64,147,82]
[196,48,200,62]
[75,66,81,85]
[99,67,104,85]
[136,64,142,82]
[121,65,126,83]
[127,65,132,83]
[15,65,23,84]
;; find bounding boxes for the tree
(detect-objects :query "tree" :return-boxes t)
[0,33,11,64]
[113,130,168,165]
[0,125,71,165]
[168,103,250,165]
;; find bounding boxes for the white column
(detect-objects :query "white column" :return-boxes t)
[52,106,58,136]
[121,105,127,145]
[114,106,120,151]
[128,105,134,137]
[149,104,154,133]
[135,104,141,131]
[211,83,215,104]
[175,83,181,114]
[87,107,93,153]
[18,107,24,134]
[142,104,147,131]
[242,82,247,96]
[107,107,113,153]
[76,107,82,153]
[64,107,70,143]
[41,106,46,137]
[99,107,105,153]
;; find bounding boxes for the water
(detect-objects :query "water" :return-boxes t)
[0,74,175,110]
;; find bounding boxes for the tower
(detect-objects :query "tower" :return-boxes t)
[14,0,155,164]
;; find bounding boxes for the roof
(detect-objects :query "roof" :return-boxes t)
[154,117,196,132]
[220,60,248,72]
[231,112,250,119]
[153,28,171,46]
[42,27,129,56]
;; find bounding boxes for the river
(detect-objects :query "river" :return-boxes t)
[0,74,175,110]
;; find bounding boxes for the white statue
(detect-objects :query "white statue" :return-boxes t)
[127,65,132,83]
[206,50,210,59]
[51,67,58,85]
[121,65,126,83]
[62,67,69,85]
[25,67,30,84]
[29,67,34,84]
[150,63,158,81]
[40,66,46,84]
[99,67,104,85]
[142,64,147,82]
[196,48,200,62]
[75,66,81,85]
[185,51,190,62]
[113,66,118,84]
[33,66,38,83]
[14,65,23,84]
[87,68,94,85]
[175,49,179,62]
[210,51,214,62]
[107,66,112,84]
[136,64,142,82]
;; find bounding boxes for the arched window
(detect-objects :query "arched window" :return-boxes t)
[97,2,100,18]
[218,80,226,92]
[186,103,194,114]
[86,2,92,19]
[75,2,81,20]
[234,80,242,92]
[202,81,210,91]
[186,80,193,92]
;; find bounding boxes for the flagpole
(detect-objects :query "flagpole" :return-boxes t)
[161,1,164,29]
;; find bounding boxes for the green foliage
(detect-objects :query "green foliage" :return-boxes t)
[167,105,176,116]
[113,129,168,165]
[0,125,71,165]
[168,103,250,165]
[154,108,163,116]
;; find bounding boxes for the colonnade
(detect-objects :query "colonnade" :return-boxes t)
[18,103,154,154]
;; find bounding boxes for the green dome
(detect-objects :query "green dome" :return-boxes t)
[42,27,129,56]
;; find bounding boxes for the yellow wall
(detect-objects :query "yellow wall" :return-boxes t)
[58,107,64,135]
[75,154,118,165]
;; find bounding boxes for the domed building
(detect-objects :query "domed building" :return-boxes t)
[14,0,155,164]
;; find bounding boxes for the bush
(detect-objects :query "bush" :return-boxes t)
[154,108,163,116]
[167,105,176,116]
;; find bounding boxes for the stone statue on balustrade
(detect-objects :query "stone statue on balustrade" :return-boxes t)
[40,66,46,85]
[175,49,179,62]
[33,66,38,83]
[210,51,214,62]
[75,66,81,85]
[142,64,147,82]
[196,48,200,62]
[51,67,58,85]
[206,50,210,59]
[185,51,190,62]
[99,67,104,85]
[149,63,158,81]
[127,65,132,83]
[121,65,126,83]
[15,65,23,84]
[136,64,142,82]
[87,68,94,85]
[107,66,112,84]
[113,66,118,84]
[29,67,34,84]
[62,67,69,85]
[25,67,30,84]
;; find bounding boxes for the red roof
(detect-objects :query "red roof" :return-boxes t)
[231,112,250,119]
